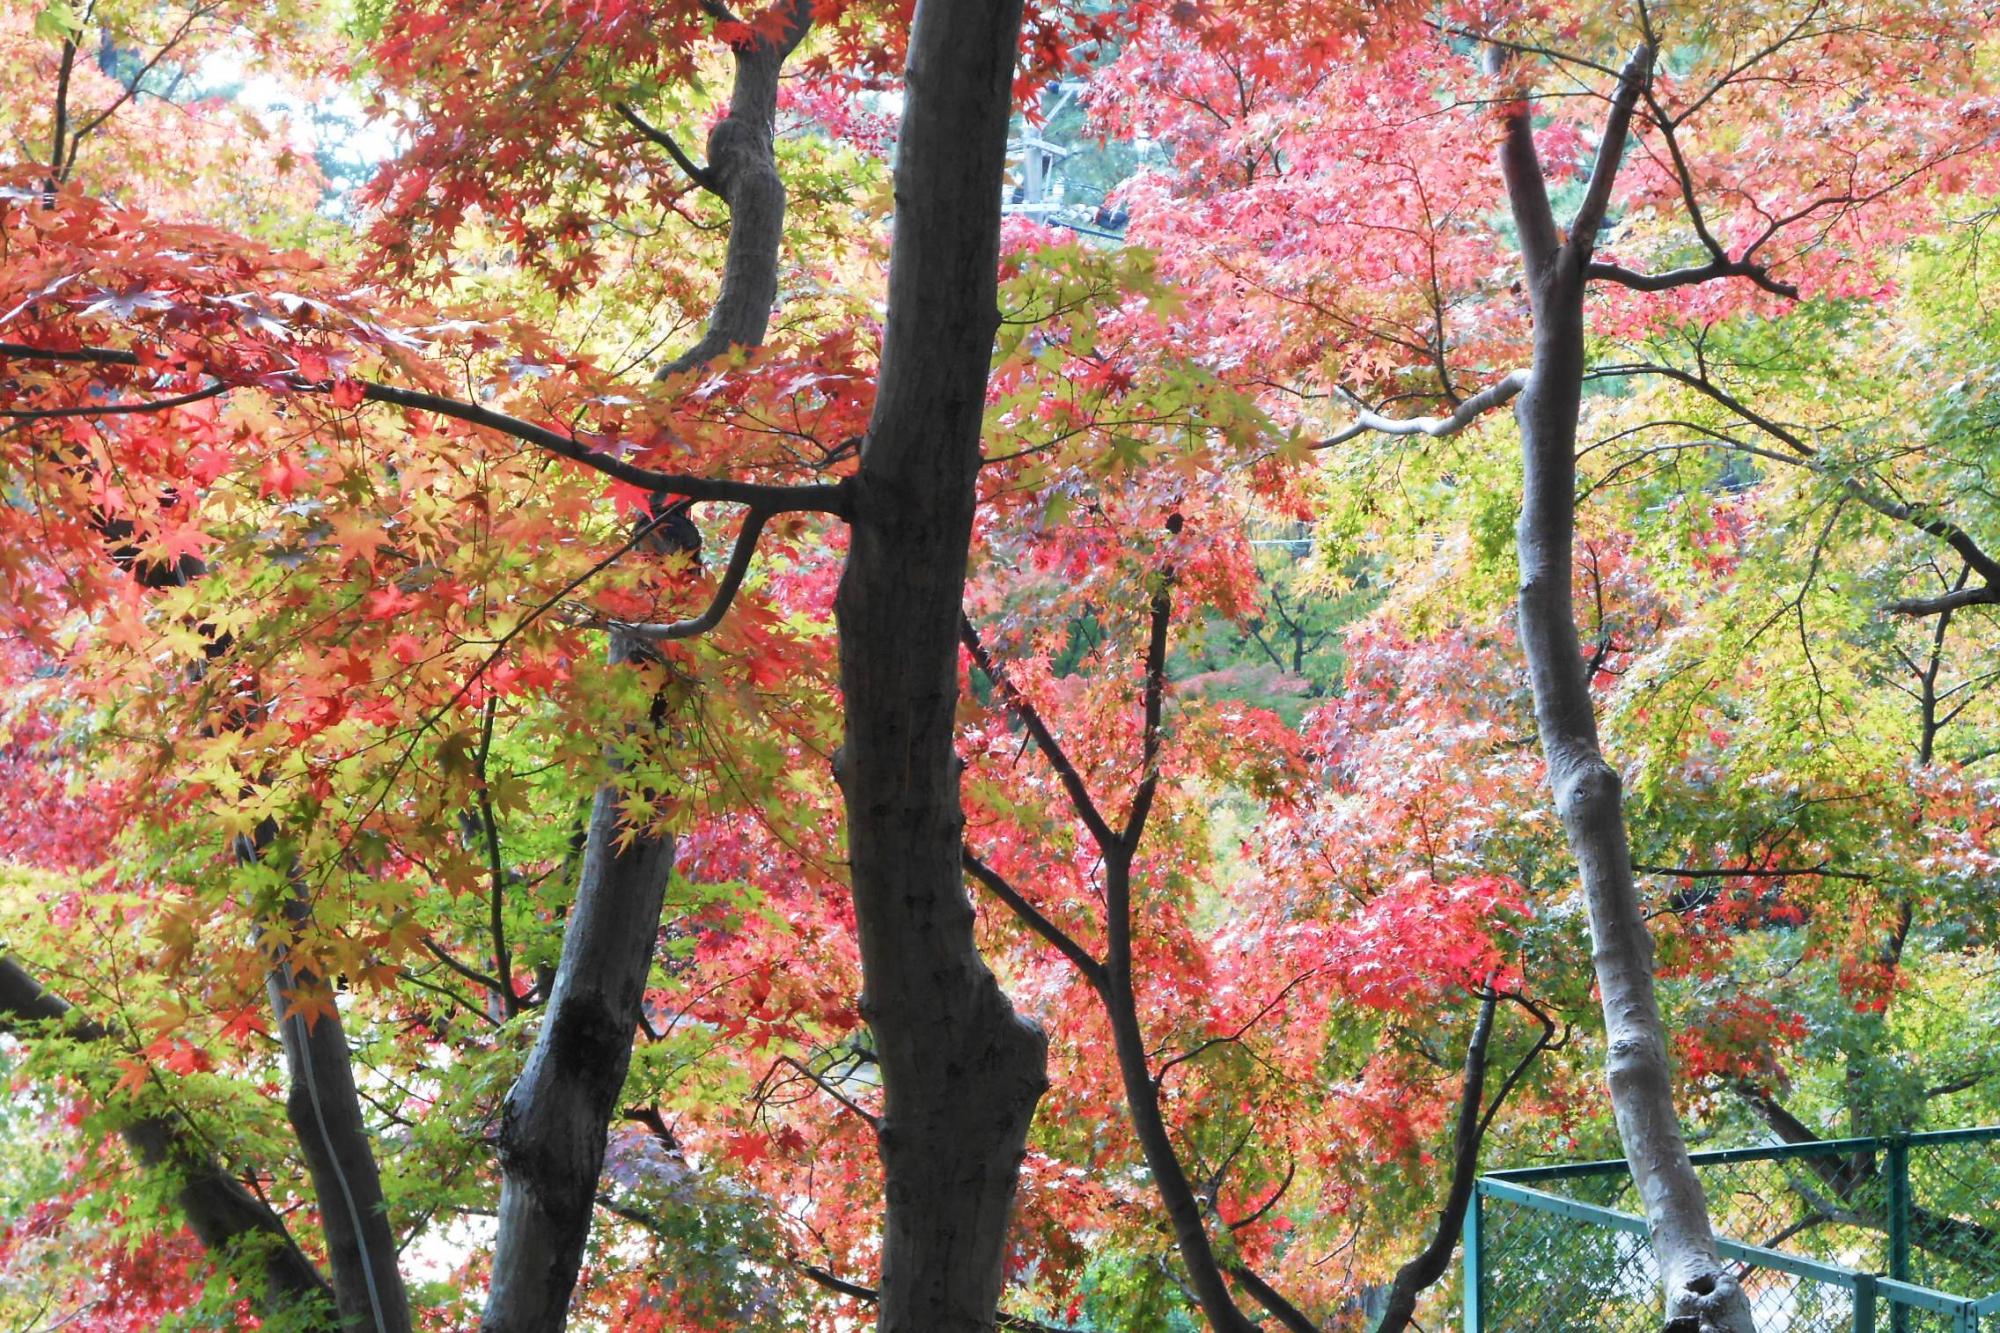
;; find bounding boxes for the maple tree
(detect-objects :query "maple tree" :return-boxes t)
[0,1,1998,1332]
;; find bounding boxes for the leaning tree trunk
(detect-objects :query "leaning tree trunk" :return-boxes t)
[830,1,1048,1330]
[254,839,414,1333]
[121,527,410,1333]
[0,955,339,1327]
[483,11,812,1324]
[1495,46,1756,1333]
[481,632,677,1333]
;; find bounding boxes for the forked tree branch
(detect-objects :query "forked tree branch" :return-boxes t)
[960,614,1120,851]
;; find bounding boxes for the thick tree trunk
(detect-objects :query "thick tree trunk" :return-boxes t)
[1496,47,1755,1333]
[831,2,1046,1330]
[259,861,414,1333]
[481,629,677,1333]
[654,0,812,381]
[0,955,338,1326]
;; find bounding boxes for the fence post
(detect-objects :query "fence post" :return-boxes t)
[1854,1273,1877,1333]
[1889,1134,1911,1333]
[1464,1184,1483,1333]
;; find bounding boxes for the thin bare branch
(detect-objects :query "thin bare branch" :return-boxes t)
[0,381,231,418]
[1634,862,1872,883]
[778,1055,880,1132]
[618,507,771,641]
[1317,370,1527,449]
[962,848,1106,986]
[960,615,1120,851]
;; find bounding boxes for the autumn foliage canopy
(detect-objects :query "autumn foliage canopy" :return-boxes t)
[0,0,1998,1330]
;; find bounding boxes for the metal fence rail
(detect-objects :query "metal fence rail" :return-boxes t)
[1465,1128,2000,1332]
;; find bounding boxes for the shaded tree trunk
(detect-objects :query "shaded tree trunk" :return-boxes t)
[830,1,1047,1329]
[646,0,813,380]
[483,14,813,1323]
[256,844,413,1333]
[1494,45,1755,1333]
[480,631,677,1333]
[1374,991,1496,1333]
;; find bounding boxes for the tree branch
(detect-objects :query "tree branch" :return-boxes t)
[613,102,721,196]
[418,936,507,998]
[1153,969,1319,1090]
[1374,989,1499,1333]
[60,4,223,180]
[474,700,519,1017]
[1225,1263,1321,1333]
[1586,256,1799,300]
[1122,544,1175,848]
[1586,361,2000,608]
[49,36,77,187]
[1633,862,1872,883]
[1565,46,1652,268]
[962,848,1106,986]
[1889,583,2000,617]
[778,1055,880,1131]
[0,956,337,1324]
[1488,48,1560,282]
[1317,371,1528,449]
[0,343,852,516]
[0,380,231,419]
[617,506,771,641]
[960,614,1120,851]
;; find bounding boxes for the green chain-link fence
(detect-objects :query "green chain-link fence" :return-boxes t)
[1465,1128,2000,1331]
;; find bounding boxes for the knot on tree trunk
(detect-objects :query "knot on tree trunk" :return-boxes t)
[1557,757,1622,819]
[705,116,768,201]
[1663,1267,1748,1333]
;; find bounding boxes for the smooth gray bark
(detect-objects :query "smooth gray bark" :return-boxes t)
[0,955,338,1326]
[1494,45,1754,1333]
[830,1,1047,1329]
